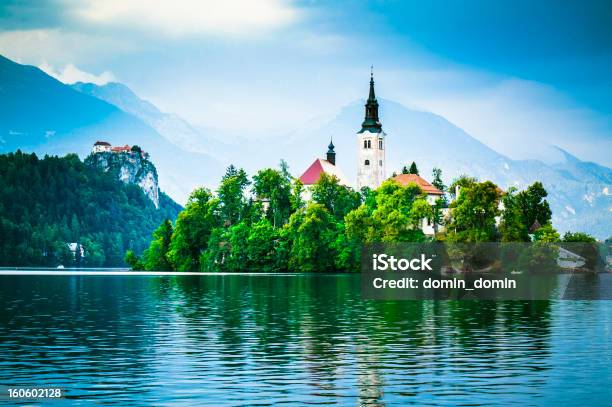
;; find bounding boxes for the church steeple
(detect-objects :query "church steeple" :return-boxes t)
[360,67,382,133]
[326,138,336,165]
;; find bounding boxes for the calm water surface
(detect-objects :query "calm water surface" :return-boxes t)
[0,274,610,406]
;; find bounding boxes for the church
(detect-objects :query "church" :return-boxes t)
[298,70,445,235]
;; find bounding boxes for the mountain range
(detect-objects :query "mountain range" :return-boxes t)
[0,55,223,203]
[1,55,610,238]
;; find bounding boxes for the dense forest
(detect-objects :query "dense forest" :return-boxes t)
[0,151,181,267]
[128,162,596,272]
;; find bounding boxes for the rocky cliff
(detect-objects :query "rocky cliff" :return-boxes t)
[85,149,160,208]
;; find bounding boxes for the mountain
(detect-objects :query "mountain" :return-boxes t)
[70,81,236,159]
[0,55,223,203]
[0,151,182,267]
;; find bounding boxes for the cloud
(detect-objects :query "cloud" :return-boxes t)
[67,0,299,37]
[0,29,136,65]
[39,62,116,85]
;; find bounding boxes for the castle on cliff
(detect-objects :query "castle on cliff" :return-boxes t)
[92,141,148,159]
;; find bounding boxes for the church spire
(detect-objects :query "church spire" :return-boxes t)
[360,67,382,133]
[326,138,336,165]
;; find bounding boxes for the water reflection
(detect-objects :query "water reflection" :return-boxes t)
[0,275,609,405]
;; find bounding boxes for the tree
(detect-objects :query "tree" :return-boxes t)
[311,173,361,220]
[430,168,447,236]
[143,219,173,270]
[431,168,446,193]
[247,219,281,272]
[448,175,477,199]
[252,164,293,227]
[401,166,409,174]
[516,182,552,229]
[168,188,220,271]
[345,179,427,243]
[0,151,181,267]
[217,165,250,225]
[286,203,338,272]
[408,161,419,175]
[499,188,530,242]
[447,181,501,242]
[533,223,560,242]
[290,178,305,211]
[562,232,596,242]
[124,250,144,270]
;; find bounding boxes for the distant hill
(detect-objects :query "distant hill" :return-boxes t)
[0,151,182,267]
[0,55,223,203]
[71,81,234,159]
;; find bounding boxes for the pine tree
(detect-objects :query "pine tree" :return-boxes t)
[408,162,419,175]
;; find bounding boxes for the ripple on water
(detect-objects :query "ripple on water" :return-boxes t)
[0,275,610,406]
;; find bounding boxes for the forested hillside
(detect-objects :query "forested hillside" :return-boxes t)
[0,151,181,267]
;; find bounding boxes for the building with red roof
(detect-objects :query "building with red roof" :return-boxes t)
[392,174,444,197]
[298,140,349,200]
[111,144,132,153]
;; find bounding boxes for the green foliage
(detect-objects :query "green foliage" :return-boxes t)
[516,182,552,229]
[0,151,180,267]
[290,178,305,211]
[252,163,292,227]
[143,219,173,270]
[447,180,501,242]
[125,250,144,271]
[499,188,530,242]
[448,175,477,198]
[217,165,250,225]
[168,188,220,271]
[431,167,446,193]
[311,173,361,220]
[533,223,560,242]
[345,179,427,243]
[562,232,597,242]
[408,161,419,175]
[135,160,584,273]
[286,203,338,272]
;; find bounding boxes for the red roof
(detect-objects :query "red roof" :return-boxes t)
[392,174,444,195]
[299,159,325,185]
[299,159,349,186]
[94,141,111,146]
[111,145,131,152]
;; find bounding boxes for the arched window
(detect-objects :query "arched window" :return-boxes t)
[379,139,383,149]
[363,140,368,149]
[364,159,370,166]
[379,160,383,166]
[367,140,372,148]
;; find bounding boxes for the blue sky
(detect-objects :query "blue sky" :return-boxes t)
[1,0,611,165]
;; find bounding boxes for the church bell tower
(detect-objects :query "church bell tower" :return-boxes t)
[357,68,386,190]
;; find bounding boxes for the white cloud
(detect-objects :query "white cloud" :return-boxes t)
[0,29,135,65]
[39,62,116,85]
[67,0,299,37]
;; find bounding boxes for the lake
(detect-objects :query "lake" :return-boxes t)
[0,273,610,405]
